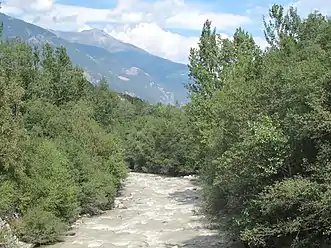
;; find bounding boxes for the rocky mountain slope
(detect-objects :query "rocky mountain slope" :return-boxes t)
[0,13,189,104]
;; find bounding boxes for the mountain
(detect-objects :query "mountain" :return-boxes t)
[0,13,189,104]
[51,29,144,53]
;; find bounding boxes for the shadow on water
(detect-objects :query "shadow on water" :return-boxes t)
[167,187,202,206]
[164,235,220,248]
[188,177,200,187]
[167,177,246,248]
[164,234,246,248]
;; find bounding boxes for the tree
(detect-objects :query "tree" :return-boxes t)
[186,4,331,248]
[187,20,222,97]
[263,4,301,49]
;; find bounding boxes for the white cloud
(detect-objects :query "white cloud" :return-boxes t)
[165,12,250,30]
[2,0,54,13]
[294,0,331,15]
[1,0,251,63]
[3,0,250,30]
[254,36,268,50]
[107,22,199,63]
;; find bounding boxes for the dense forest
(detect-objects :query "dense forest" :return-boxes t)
[187,5,331,248]
[1,3,331,248]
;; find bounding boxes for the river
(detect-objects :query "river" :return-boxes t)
[45,172,234,248]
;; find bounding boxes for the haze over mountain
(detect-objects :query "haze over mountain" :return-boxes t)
[0,13,189,104]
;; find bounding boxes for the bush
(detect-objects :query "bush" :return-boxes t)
[12,207,66,245]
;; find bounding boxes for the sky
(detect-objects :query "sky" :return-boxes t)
[1,0,331,64]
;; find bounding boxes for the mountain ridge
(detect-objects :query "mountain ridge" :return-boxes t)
[0,13,189,104]
[50,29,148,55]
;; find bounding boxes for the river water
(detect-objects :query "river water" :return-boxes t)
[45,172,236,248]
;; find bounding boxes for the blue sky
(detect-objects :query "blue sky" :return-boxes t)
[2,0,331,63]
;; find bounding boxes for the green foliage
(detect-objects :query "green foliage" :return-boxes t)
[0,37,128,245]
[186,5,331,248]
[0,27,196,245]
[8,4,331,248]
[122,105,199,176]
[19,139,79,223]
[0,179,17,216]
[12,207,66,245]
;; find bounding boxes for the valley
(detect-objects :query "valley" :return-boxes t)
[1,3,330,248]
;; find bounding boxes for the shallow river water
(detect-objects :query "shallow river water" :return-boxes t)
[46,172,238,248]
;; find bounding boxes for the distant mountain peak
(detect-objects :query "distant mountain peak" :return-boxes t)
[51,28,145,54]
[81,28,105,33]
[80,28,110,37]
